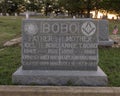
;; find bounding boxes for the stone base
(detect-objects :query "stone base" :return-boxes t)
[99,39,114,46]
[12,66,108,86]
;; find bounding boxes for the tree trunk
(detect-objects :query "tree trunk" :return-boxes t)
[80,10,83,18]
[95,10,98,18]
[45,3,49,16]
[86,0,91,18]
[105,10,108,19]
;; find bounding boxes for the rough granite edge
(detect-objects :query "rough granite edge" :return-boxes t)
[12,66,107,86]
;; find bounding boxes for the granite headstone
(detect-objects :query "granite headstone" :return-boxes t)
[98,20,114,46]
[22,19,98,70]
[12,19,107,86]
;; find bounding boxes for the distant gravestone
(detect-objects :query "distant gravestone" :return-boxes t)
[12,19,107,86]
[98,20,114,46]
[73,16,76,19]
[25,11,29,19]
[0,13,3,16]
[15,13,18,16]
[6,13,9,16]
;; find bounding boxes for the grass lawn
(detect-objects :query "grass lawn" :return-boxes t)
[0,16,120,86]
[0,46,21,85]
[0,16,22,47]
[99,48,120,86]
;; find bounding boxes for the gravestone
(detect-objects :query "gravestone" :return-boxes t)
[98,20,114,46]
[25,11,29,19]
[6,13,9,16]
[15,13,18,16]
[12,19,107,86]
[0,13,3,16]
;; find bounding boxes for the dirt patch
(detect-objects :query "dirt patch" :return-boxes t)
[110,35,120,48]
[3,37,22,47]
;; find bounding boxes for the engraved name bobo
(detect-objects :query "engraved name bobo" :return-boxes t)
[24,23,38,35]
[81,21,96,36]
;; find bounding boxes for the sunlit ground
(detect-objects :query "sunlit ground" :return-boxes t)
[91,11,118,19]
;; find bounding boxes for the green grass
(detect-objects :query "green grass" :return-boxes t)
[0,16,120,86]
[0,16,22,47]
[0,46,21,85]
[99,48,120,87]
[0,16,22,85]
